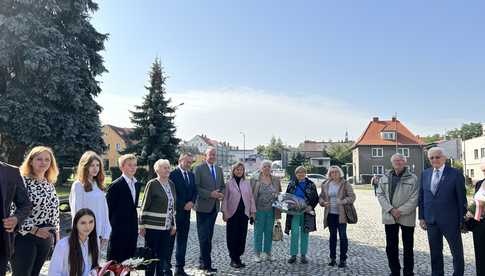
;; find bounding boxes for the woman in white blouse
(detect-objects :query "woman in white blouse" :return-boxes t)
[70,151,111,248]
[48,208,99,276]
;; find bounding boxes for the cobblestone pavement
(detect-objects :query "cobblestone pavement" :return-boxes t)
[35,188,476,276]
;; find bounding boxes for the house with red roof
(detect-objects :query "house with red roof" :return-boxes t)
[101,124,135,168]
[352,117,425,184]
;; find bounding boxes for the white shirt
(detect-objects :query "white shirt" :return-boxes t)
[431,164,446,185]
[48,237,95,276]
[69,180,111,240]
[122,174,137,204]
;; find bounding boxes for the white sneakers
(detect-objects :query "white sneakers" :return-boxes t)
[255,253,275,262]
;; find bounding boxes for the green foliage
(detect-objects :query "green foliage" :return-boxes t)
[255,145,266,155]
[286,152,307,179]
[447,122,483,140]
[0,0,107,172]
[109,166,149,185]
[308,166,328,176]
[422,134,443,144]
[110,167,122,181]
[325,143,352,166]
[124,58,181,178]
[258,136,285,161]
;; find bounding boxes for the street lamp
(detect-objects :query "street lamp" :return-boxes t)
[240,132,246,162]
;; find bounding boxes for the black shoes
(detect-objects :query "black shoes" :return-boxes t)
[300,255,308,264]
[287,255,297,264]
[205,267,218,274]
[328,259,337,266]
[338,260,347,268]
[175,268,190,276]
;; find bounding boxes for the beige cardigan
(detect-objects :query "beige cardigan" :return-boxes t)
[319,179,356,228]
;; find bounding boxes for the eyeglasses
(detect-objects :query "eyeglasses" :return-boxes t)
[429,156,441,160]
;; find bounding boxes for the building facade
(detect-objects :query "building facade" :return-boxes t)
[101,125,134,168]
[462,125,485,182]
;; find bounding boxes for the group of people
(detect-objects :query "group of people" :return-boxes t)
[0,144,484,276]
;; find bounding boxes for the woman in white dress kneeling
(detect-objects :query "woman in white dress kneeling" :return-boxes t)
[48,208,99,276]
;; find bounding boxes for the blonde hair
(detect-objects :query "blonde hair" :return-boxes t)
[118,154,137,168]
[20,146,59,184]
[326,165,344,179]
[76,151,105,192]
[232,162,246,179]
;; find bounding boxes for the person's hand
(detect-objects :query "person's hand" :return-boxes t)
[139,228,146,237]
[2,216,18,233]
[465,211,474,221]
[210,191,224,200]
[222,214,227,222]
[319,198,325,207]
[184,201,194,211]
[250,213,256,220]
[35,227,53,239]
[419,220,427,231]
[170,227,176,236]
[390,208,401,219]
[100,238,108,249]
[322,201,330,208]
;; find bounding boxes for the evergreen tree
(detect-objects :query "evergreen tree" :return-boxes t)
[125,58,180,178]
[0,0,107,181]
[286,152,307,179]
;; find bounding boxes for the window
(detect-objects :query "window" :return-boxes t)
[318,160,324,166]
[372,165,384,175]
[372,148,383,157]
[481,148,485,158]
[475,149,479,160]
[382,131,396,140]
[115,143,121,151]
[471,169,475,178]
[397,148,410,157]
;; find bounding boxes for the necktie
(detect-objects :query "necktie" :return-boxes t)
[210,165,216,181]
[183,171,189,186]
[431,169,440,195]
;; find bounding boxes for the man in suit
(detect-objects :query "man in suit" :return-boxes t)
[419,147,466,276]
[194,147,225,274]
[106,154,142,263]
[169,153,196,276]
[0,161,32,276]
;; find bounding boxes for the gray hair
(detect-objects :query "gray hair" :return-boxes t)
[391,153,407,163]
[206,147,216,154]
[260,160,272,169]
[326,165,344,179]
[294,165,306,175]
[427,147,448,158]
[153,159,171,172]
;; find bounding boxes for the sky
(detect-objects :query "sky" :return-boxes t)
[91,0,485,148]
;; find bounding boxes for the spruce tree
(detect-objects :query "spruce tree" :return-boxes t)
[125,58,180,178]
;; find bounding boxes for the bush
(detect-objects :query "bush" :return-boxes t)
[110,167,122,181]
[58,167,74,186]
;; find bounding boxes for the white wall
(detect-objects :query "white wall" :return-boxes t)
[462,136,485,181]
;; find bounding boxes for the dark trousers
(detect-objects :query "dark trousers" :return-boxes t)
[107,230,138,263]
[427,223,464,276]
[196,207,218,268]
[12,233,52,276]
[0,253,6,276]
[145,229,172,276]
[226,208,249,263]
[168,210,191,270]
[473,221,485,276]
[327,213,348,261]
[385,224,415,276]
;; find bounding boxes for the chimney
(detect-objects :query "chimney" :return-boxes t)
[392,116,397,122]
[372,117,379,122]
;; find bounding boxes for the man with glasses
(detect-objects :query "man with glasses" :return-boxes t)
[419,147,466,276]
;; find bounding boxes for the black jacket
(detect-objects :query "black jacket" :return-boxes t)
[169,167,197,212]
[0,162,32,257]
[284,177,319,234]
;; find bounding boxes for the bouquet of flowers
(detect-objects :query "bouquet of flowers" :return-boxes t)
[92,258,159,276]
[272,192,315,215]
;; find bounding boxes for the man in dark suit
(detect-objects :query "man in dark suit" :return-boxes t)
[0,161,32,276]
[106,154,142,263]
[194,147,225,274]
[169,153,196,276]
[419,147,467,276]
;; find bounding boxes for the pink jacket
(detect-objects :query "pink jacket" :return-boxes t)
[222,177,256,219]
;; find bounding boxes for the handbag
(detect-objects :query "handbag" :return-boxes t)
[272,221,283,241]
[343,184,358,224]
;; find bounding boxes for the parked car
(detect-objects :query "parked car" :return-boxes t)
[306,173,327,188]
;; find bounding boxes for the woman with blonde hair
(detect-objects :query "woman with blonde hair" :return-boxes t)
[319,165,356,268]
[12,146,60,276]
[69,151,111,248]
[222,162,256,268]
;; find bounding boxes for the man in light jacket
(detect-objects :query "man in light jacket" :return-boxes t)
[377,153,419,276]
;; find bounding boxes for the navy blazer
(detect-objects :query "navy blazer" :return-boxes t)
[419,166,467,228]
[169,167,197,212]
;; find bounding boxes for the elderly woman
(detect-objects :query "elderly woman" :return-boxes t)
[250,160,282,262]
[465,161,485,276]
[222,162,256,268]
[319,165,356,268]
[13,146,60,276]
[140,159,177,276]
[285,166,319,264]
